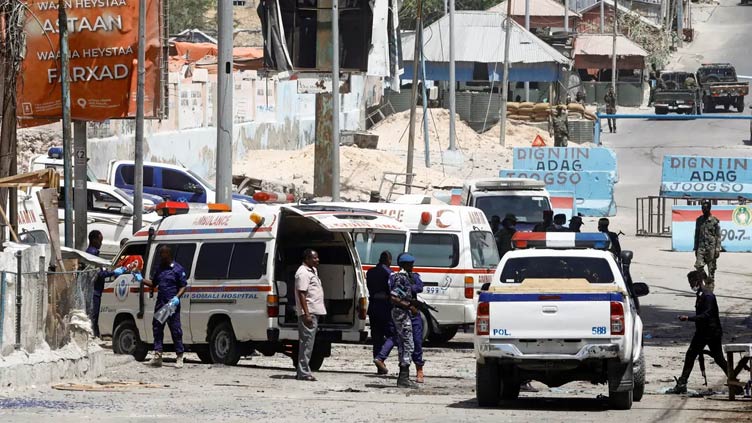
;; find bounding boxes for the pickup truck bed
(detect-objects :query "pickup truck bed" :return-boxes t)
[654,89,701,115]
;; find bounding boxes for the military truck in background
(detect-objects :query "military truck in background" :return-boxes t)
[696,63,749,113]
[653,71,702,115]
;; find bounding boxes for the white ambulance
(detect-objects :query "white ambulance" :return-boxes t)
[321,202,499,343]
[99,202,408,368]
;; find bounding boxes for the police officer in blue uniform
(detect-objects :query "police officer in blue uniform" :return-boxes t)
[368,251,394,375]
[142,246,188,368]
[85,230,126,338]
[389,253,425,387]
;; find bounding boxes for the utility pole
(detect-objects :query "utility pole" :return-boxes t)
[420,19,430,168]
[612,0,618,101]
[73,121,87,250]
[216,0,233,206]
[59,0,73,247]
[499,0,513,146]
[133,0,146,234]
[676,0,683,48]
[564,0,569,33]
[406,0,423,193]
[448,0,456,150]
[524,0,530,102]
[331,0,340,201]
[600,0,605,33]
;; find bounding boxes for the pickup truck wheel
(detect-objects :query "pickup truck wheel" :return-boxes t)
[209,321,241,365]
[737,98,745,112]
[113,320,148,362]
[195,347,213,364]
[476,361,501,407]
[724,103,731,112]
[633,352,646,402]
[500,376,521,400]
[608,389,633,410]
[704,97,713,113]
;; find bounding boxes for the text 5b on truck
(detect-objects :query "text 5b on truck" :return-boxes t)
[474,232,650,410]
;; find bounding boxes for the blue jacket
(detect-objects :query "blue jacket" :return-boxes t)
[151,262,188,301]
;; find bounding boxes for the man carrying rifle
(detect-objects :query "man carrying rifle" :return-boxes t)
[389,253,425,388]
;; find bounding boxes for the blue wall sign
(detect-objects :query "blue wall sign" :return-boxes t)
[671,205,752,252]
[513,147,618,181]
[499,170,617,216]
[660,156,752,199]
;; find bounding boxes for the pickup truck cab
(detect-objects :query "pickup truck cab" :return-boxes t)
[461,178,552,231]
[108,161,255,212]
[474,232,649,410]
[654,71,702,115]
[697,63,749,113]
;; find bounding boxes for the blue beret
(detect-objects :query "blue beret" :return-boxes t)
[397,253,415,263]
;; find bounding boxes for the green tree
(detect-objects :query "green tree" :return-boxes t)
[166,0,213,35]
[400,0,500,30]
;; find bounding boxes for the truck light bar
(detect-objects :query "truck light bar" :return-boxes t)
[473,178,545,191]
[156,201,231,217]
[512,232,610,250]
[48,147,63,159]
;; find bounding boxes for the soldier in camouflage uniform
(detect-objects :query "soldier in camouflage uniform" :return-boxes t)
[694,200,722,291]
[604,87,617,133]
[552,105,569,147]
[389,253,421,388]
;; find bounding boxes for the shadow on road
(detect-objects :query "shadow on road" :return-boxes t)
[448,396,610,412]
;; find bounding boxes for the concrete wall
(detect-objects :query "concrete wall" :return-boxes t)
[0,244,49,357]
[87,72,371,181]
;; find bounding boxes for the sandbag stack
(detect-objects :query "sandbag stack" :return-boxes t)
[505,102,598,122]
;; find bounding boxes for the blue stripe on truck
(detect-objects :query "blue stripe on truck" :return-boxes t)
[478,292,624,302]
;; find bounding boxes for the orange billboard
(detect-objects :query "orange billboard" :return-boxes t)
[18,0,162,125]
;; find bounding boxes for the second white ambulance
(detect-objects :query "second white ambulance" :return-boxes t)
[99,202,408,369]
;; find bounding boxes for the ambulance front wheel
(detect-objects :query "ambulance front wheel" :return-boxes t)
[113,320,148,362]
[209,321,241,365]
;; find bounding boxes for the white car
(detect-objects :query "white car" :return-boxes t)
[48,182,160,258]
[473,232,649,410]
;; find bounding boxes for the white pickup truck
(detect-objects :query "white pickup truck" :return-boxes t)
[474,232,649,410]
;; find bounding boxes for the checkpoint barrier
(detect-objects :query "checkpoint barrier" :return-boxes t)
[499,169,616,217]
[550,191,576,221]
[671,204,752,252]
[660,155,752,200]
[513,147,618,182]
[593,113,752,145]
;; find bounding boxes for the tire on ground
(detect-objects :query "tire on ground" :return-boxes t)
[608,389,633,410]
[476,361,501,407]
[208,321,241,365]
[113,320,148,362]
[633,351,646,402]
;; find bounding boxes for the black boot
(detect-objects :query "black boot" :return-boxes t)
[397,365,418,389]
[668,376,687,394]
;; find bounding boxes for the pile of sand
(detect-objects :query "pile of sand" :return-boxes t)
[235,109,556,201]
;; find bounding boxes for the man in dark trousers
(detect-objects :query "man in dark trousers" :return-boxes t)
[604,86,617,133]
[669,270,731,394]
[694,199,722,291]
[142,246,188,369]
[368,251,394,375]
[389,253,425,387]
[85,230,126,338]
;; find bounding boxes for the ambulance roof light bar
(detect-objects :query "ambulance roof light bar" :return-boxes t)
[471,178,546,192]
[155,201,231,217]
[512,232,611,250]
[252,191,295,204]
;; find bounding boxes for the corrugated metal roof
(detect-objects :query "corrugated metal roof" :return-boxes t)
[402,11,569,65]
[489,0,581,18]
[578,0,661,30]
[574,34,648,57]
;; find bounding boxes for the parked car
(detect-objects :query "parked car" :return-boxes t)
[107,161,255,211]
[697,63,749,112]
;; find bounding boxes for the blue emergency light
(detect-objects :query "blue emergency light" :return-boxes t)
[512,232,611,250]
[48,147,63,159]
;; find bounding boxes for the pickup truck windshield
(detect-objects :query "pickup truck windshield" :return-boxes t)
[474,195,551,223]
[500,257,615,284]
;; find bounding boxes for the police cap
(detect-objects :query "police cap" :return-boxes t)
[397,253,416,264]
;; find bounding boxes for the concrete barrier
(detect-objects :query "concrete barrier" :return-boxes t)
[513,147,618,181]
[671,205,752,252]
[499,169,616,216]
[660,155,752,200]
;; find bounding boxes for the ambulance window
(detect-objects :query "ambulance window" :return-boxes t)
[354,233,406,265]
[470,231,500,268]
[195,243,233,279]
[409,233,459,268]
[228,243,266,279]
[150,243,196,277]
